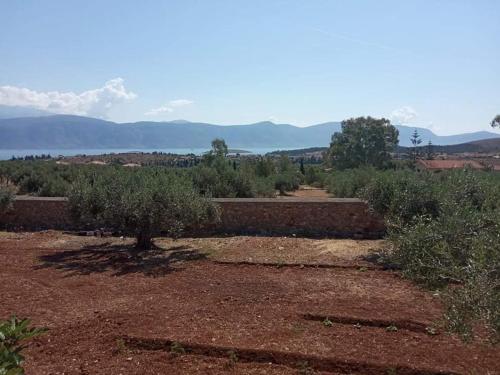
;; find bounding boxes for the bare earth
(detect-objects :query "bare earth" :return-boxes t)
[284,186,331,199]
[0,231,498,374]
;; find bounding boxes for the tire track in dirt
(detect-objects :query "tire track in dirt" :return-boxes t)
[301,313,439,335]
[211,259,379,270]
[123,336,458,375]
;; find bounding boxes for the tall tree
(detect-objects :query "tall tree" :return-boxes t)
[299,158,305,175]
[491,114,500,128]
[211,138,228,157]
[410,129,422,161]
[327,117,399,169]
[425,140,434,160]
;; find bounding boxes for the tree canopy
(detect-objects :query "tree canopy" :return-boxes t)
[69,168,220,250]
[0,180,15,213]
[327,117,399,169]
[491,114,500,128]
[211,138,228,157]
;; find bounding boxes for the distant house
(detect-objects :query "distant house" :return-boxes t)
[416,159,485,171]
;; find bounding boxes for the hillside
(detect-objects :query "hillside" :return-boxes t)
[268,138,500,158]
[0,105,54,119]
[0,115,498,149]
[397,138,500,154]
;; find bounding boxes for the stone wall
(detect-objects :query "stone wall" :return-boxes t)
[211,198,384,238]
[0,196,385,238]
[0,196,73,230]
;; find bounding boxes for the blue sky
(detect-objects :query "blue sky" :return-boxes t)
[1,0,499,135]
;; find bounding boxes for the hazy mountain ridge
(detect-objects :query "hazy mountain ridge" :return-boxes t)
[0,114,498,149]
[0,105,54,119]
[268,138,500,157]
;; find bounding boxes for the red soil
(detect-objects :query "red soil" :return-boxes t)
[0,232,498,374]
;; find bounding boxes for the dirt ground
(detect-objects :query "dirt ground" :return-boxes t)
[1,231,499,374]
[284,186,331,198]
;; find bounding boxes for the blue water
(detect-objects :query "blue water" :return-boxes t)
[0,147,291,160]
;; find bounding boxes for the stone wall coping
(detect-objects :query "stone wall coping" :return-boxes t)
[212,197,364,203]
[15,195,69,202]
[13,196,364,204]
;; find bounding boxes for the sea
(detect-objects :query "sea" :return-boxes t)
[0,147,291,160]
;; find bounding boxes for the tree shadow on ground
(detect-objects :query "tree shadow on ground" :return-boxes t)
[361,251,399,270]
[35,242,206,277]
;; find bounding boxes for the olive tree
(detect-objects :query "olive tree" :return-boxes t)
[69,168,220,250]
[0,181,15,213]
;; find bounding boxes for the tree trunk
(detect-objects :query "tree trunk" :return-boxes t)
[135,231,153,250]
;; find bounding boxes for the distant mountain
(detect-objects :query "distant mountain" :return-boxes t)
[398,137,500,154]
[0,105,53,119]
[394,125,499,148]
[268,138,500,158]
[0,115,498,149]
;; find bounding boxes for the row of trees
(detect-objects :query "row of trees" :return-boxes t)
[326,113,500,169]
[69,139,307,250]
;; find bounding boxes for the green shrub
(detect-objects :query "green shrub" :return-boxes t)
[326,167,379,198]
[252,177,276,197]
[361,171,440,228]
[304,165,327,187]
[0,316,47,375]
[189,154,280,198]
[362,169,500,339]
[0,181,15,213]
[274,172,300,195]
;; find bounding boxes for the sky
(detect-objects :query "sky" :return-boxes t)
[0,0,499,135]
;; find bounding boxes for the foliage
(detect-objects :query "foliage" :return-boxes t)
[326,167,380,198]
[322,166,500,338]
[211,138,228,157]
[0,180,15,213]
[362,171,441,227]
[0,161,76,197]
[190,154,277,198]
[254,157,275,178]
[360,169,500,339]
[425,141,434,160]
[274,172,301,195]
[491,114,500,128]
[0,316,47,375]
[304,165,327,187]
[410,129,422,161]
[327,117,399,170]
[0,138,307,199]
[69,167,220,249]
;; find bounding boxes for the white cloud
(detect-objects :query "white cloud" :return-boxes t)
[145,99,193,116]
[0,78,136,118]
[390,106,418,124]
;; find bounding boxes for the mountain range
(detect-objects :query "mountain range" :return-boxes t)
[0,106,498,149]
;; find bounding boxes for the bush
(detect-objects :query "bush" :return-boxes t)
[0,180,15,213]
[0,316,47,375]
[190,155,277,198]
[361,171,440,227]
[304,166,327,187]
[69,168,220,249]
[274,172,300,195]
[326,167,379,198]
[362,169,500,339]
